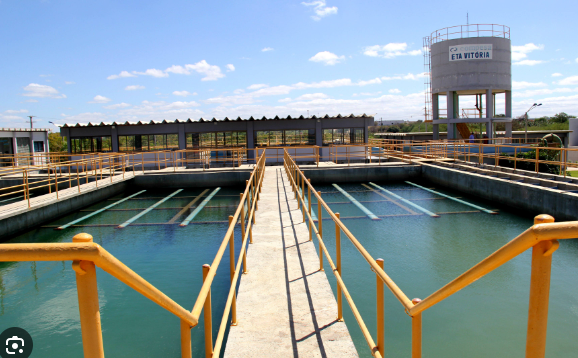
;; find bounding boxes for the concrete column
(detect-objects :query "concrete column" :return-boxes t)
[447,91,454,120]
[569,118,578,146]
[247,121,254,161]
[64,128,72,154]
[505,90,512,118]
[178,123,186,150]
[315,119,322,146]
[432,94,439,120]
[505,122,513,139]
[433,124,439,140]
[45,131,50,153]
[447,123,455,139]
[111,126,119,152]
[446,91,456,139]
[486,122,493,139]
[486,89,493,120]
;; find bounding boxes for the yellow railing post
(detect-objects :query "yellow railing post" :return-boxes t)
[202,264,213,358]
[240,193,248,274]
[228,215,238,326]
[308,179,312,241]
[336,213,343,321]
[72,233,105,358]
[180,319,192,358]
[526,214,558,358]
[317,191,323,271]
[376,258,385,358]
[412,298,422,358]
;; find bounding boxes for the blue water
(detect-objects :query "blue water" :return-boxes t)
[311,182,578,357]
[0,188,244,358]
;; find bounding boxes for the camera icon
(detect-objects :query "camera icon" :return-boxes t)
[5,336,24,355]
[0,329,32,358]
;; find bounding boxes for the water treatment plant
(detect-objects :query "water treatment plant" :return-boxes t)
[0,22,577,358]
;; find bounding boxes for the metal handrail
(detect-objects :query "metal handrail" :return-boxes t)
[284,150,578,358]
[430,24,510,44]
[0,152,266,358]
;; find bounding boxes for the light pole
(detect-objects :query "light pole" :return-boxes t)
[524,103,542,143]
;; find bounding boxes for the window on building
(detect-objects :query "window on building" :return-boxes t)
[186,131,247,148]
[322,128,365,145]
[255,129,315,146]
[118,134,177,152]
[71,136,112,153]
[33,141,45,152]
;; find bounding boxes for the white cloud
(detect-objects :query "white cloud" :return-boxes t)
[262,47,274,52]
[576,57,578,63]
[302,0,338,21]
[60,112,106,122]
[514,60,544,66]
[226,64,235,72]
[511,43,544,64]
[135,68,168,78]
[309,51,345,65]
[89,95,112,104]
[513,87,578,98]
[107,71,137,80]
[295,93,329,101]
[247,84,268,90]
[39,74,52,78]
[65,81,75,85]
[552,73,563,77]
[381,72,427,81]
[22,83,66,98]
[4,109,28,114]
[173,90,196,97]
[184,60,225,81]
[110,61,226,82]
[363,43,421,59]
[23,99,38,103]
[278,98,292,103]
[125,85,145,91]
[357,78,382,86]
[352,92,382,97]
[512,81,547,90]
[558,76,578,86]
[103,103,131,110]
[389,89,401,93]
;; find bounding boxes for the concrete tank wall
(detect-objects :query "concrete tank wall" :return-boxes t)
[431,37,511,94]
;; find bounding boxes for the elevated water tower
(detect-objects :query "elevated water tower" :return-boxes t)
[425,24,513,140]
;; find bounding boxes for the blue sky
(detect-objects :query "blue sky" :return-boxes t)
[1,0,577,129]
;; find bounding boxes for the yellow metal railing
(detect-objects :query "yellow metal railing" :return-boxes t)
[284,149,578,358]
[0,150,267,358]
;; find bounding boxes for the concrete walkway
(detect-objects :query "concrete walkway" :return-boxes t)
[224,167,358,358]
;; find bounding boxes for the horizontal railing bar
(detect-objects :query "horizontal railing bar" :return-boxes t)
[0,242,199,326]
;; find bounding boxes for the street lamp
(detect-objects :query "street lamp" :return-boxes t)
[524,103,542,144]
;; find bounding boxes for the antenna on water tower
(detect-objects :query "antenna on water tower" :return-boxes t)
[467,13,469,26]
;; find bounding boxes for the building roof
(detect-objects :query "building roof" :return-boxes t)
[0,128,50,132]
[57,114,373,128]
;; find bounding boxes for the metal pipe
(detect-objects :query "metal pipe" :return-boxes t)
[376,258,385,358]
[412,298,422,358]
[72,234,105,358]
[202,264,213,358]
[228,215,237,326]
[317,191,323,271]
[180,319,192,358]
[336,212,343,321]
[526,215,557,358]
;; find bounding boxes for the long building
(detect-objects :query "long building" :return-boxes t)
[58,114,374,158]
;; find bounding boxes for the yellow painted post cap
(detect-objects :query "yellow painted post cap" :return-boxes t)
[72,233,93,243]
[534,214,555,225]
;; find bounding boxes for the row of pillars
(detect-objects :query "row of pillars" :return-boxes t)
[432,89,513,140]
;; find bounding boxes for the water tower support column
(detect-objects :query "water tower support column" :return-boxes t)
[447,91,455,139]
[486,89,494,141]
[432,94,439,140]
[505,90,513,139]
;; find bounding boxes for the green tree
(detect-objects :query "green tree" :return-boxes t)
[551,112,571,123]
[48,132,67,152]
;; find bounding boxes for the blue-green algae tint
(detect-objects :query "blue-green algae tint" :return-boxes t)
[0,187,245,358]
[312,181,578,358]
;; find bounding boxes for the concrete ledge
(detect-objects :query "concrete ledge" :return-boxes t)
[0,179,129,240]
[302,164,422,184]
[422,163,578,221]
[132,169,253,189]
